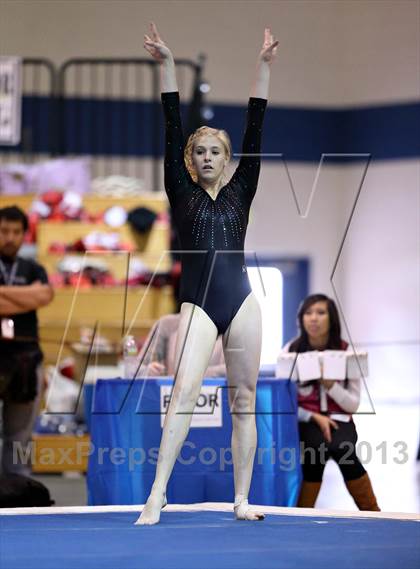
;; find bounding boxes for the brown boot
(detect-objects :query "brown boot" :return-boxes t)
[297,481,322,508]
[345,473,380,511]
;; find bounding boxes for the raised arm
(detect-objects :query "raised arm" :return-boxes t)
[144,22,178,93]
[234,29,278,202]
[144,23,191,198]
[250,28,278,100]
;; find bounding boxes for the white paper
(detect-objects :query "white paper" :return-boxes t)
[346,352,369,379]
[0,56,22,145]
[276,353,298,380]
[322,350,347,380]
[160,385,222,428]
[296,351,321,381]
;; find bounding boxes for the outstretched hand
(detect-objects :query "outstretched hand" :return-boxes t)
[259,28,279,65]
[144,22,173,62]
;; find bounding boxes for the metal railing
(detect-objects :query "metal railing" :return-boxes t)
[0,56,205,191]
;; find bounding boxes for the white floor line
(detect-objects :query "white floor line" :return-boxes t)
[1,502,419,521]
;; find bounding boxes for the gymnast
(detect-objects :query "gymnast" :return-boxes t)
[135,22,278,525]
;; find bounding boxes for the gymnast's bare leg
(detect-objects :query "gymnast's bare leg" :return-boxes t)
[223,292,264,521]
[135,302,218,525]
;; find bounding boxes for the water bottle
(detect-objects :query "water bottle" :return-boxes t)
[123,335,139,379]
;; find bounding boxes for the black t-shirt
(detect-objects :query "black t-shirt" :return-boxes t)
[0,255,49,352]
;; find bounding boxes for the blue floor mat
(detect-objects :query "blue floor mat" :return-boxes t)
[1,511,419,569]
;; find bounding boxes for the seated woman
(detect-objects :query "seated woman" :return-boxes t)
[280,293,380,511]
[137,313,226,377]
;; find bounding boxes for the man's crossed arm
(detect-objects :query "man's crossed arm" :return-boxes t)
[0,281,54,315]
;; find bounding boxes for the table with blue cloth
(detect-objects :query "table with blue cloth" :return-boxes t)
[86,377,302,507]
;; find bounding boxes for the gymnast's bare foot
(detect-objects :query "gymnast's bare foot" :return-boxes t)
[134,489,167,525]
[234,498,265,521]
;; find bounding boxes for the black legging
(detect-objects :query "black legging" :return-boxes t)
[299,419,366,482]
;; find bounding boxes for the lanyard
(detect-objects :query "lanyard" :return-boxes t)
[0,259,19,285]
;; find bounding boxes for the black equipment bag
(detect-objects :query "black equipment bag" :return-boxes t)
[0,474,55,508]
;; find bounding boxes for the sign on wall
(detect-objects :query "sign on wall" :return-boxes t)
[0,56,22,145]
[160,385,222,428]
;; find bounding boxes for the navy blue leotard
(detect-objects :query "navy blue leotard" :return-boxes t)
[162,91,267,334]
